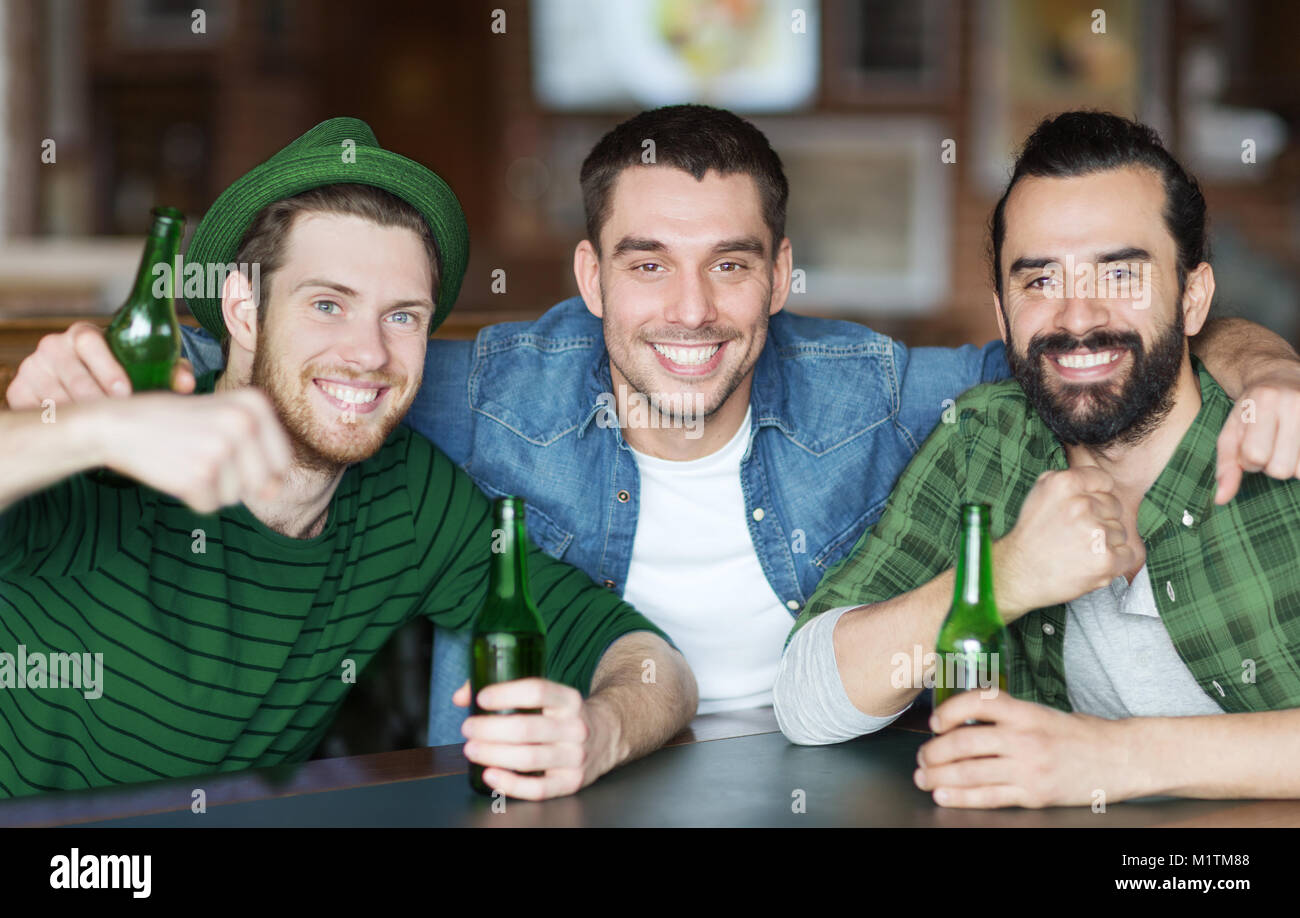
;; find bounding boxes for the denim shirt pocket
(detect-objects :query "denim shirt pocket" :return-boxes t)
[464,472,574,561]
[811,495,887,574]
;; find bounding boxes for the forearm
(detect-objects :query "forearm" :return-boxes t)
[585,632,698,775]
[1121,708,1300,800]
[831,570,955,717]
[774,605,914,744]
[1190,316,1299,398]
[830,534,1049,718]
[0,404,108,513]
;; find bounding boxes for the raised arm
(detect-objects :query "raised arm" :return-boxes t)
[0,389,289,517]
[0,403,112,513]
[4,320,194,410]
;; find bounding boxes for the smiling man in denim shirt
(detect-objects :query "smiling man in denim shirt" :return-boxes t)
[19,105,1300,745]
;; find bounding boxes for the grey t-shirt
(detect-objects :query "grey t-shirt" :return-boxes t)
[774,605,912,745]
[1064,564,1225,718]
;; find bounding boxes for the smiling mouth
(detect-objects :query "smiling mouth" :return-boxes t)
[650,342,722,366]
[313,378,390,413]
[1050,349,1125,369]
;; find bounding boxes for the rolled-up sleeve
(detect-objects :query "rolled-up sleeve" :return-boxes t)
[774,605,912,745]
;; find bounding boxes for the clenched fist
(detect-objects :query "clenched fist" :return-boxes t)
[97,388,292,514]
[992,465,1139,619]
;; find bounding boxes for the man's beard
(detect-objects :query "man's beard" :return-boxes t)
[250,338,411,474]
[1007,310,1186,448]
[599,281,765,424]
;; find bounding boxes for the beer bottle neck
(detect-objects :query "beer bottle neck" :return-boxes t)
[488,507,531,603]
[951,506,1000,626]
[127,215,184,312]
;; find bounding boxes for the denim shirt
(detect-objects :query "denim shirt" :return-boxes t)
[181,296,1009,743]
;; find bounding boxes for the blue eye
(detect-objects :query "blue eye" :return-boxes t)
[389,312,412,325]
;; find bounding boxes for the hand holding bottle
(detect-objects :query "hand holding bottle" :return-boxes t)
[5,321,195,410]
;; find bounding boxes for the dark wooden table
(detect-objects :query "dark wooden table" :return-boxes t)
[2,705,1297,827]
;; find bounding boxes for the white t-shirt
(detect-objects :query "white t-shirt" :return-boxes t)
[622,408,794,714]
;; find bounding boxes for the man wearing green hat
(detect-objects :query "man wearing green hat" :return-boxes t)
[0,117,697,801]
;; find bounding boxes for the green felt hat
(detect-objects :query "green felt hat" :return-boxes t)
[184,116,468,339]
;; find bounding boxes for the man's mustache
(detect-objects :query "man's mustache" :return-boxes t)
[638,329,743,345]
[298,366,407,388]
[1026,330,1142,362]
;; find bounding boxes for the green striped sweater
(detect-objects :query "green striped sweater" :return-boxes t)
[0,394,662,799]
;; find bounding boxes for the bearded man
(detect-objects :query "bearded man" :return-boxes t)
[774,111,1300,809]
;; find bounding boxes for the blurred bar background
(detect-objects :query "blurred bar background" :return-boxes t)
[2,0,1298,753]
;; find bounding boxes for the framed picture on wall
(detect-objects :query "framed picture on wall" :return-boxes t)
[824,0,958,104]
[531,0,820,113]
[755,116,952,315]
[972,0,1169,193]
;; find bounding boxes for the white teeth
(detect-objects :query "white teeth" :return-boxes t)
[1056,350,1122,369]
[651,343,720,366]
[319,382,380,404]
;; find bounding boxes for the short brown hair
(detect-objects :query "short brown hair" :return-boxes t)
[580,104,789,256]
[220,183,440,358]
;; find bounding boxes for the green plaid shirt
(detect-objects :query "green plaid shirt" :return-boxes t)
[795,357,1300,714]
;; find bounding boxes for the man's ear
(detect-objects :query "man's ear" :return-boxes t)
[573,240,604,319]
[1180,262,1215,337]
[769,237,793,317]
[221,268,260,355]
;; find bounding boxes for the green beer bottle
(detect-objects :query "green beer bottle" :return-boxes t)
[469,497,548,795]
[105,206,185,392]
[932,503,1008,719]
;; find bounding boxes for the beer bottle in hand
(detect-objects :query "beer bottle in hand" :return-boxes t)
[94,207,185,487]
[932,503,1008,721]
[469,497,547,795]
[106,206,185,392]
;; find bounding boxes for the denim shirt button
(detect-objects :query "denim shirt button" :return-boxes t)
[786,599,800,610]
[602,579,616,589]
[752,507,765,521]
[616,489,630,503]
